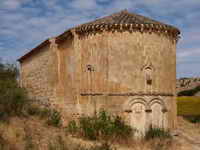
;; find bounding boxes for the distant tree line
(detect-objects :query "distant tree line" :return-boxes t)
[178,86,200,96]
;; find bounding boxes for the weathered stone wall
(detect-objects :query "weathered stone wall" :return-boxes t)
[20,37,78,124]
[20,29,177,134]
[52,37,79,121]
[73,30,177,133]
[20,44,57,107]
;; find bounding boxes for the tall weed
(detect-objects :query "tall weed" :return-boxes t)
[46,109,62,127]
[145,126,171,140]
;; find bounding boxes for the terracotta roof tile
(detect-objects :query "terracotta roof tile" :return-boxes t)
[18,10,180,62]
[75,10,180,34]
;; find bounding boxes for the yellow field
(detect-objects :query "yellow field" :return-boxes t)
[177,96,200,116]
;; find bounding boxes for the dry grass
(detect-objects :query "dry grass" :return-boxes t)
[177,96,200,116]
[1,116,200,150]
[0,116,182,150]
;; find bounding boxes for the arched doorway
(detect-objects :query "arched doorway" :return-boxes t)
[149,99,167,129]
[128,99,147,137]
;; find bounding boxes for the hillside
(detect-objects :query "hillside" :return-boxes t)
[177,77,200,96]
[0,116,200,150]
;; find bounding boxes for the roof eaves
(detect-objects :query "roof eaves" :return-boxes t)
[17,39,50,63]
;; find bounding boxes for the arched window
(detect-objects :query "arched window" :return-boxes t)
[141,60,154,86]
[144,67,152,85]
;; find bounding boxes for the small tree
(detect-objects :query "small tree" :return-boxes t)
[0,61,28,120]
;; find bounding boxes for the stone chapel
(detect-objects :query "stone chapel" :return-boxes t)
[18,10,180,135]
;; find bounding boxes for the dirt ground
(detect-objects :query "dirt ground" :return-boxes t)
[174,117,200,150]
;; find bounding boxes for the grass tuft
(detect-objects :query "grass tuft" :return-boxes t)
[46,109,62,127]
[145,126,171,140]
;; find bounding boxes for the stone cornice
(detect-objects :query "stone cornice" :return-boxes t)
[80,92,174,97]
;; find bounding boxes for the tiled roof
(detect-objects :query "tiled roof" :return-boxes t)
[75,10,180,35]
[18,10,180,62]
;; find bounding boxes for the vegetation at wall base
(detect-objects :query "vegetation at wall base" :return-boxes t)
[0,61,62,127]
[27,105,62,127]
[145,126,171,140]
[46,109,62,127]
[0,62,29,122]
[67,110,134,142]
[27,105,51,118]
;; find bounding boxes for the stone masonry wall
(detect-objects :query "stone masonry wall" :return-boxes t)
[51,38,78,121]
[73,30,177,131]
[20,44,57,107]
[20,29,178,132]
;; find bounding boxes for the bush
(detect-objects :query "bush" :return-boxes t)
[67,120,79,135]
[67,110,133,141]
[0,62,28,121]
[145,126,171,140]
[184,116,200,123]
[46,109,62,127]
[27,105,51,119]
[27,105,62,127]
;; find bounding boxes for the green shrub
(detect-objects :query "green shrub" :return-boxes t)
[184,116,200,123]
[0,62,28,121]
[28,105,62,127]
[67,110,133,141]
[0,112,9,123]
[27,105,51,119]
[46,109,62,127]
[67,120,79,135]
[145,126,171,140]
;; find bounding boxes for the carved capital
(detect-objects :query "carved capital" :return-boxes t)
[162,108,168,113]
[145,109,152,113]
[49,37,58,51]
[124,109,132,113]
